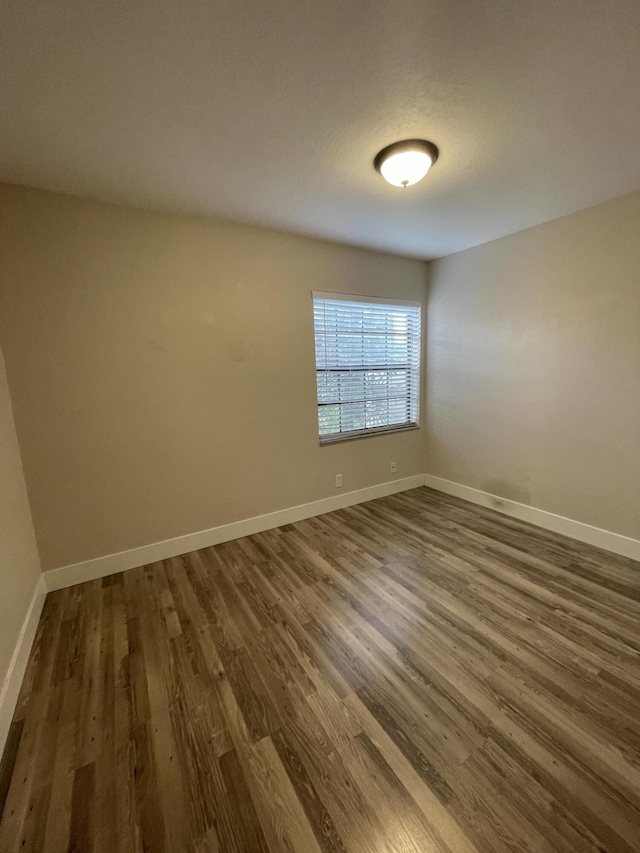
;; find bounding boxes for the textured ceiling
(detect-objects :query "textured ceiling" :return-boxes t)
[1,0,640,258]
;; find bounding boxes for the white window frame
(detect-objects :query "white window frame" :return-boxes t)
[312,291,422,444]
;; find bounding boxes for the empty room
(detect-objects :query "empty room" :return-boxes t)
[1,1,639,851]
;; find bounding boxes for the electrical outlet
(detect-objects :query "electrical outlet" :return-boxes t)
[335,473,343,488]
[390,462,397,474]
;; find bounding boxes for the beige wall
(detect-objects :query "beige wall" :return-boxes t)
[427,190,640,539]
[0,346,40,694]
[2,182,637,575]
[0,185,427,570]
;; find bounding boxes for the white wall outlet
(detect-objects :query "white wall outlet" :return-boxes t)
[335,473,343,488]
[390,462,397,474]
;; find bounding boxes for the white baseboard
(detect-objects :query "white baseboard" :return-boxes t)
[0,574,47,759]
[423,474,640,562]
[5,474,631,754]
[40,470,639,595]
[43,474,426,592]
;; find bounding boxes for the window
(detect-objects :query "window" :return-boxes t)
[313,292,422,442]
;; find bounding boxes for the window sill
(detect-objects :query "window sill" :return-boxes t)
[319,423,420,445]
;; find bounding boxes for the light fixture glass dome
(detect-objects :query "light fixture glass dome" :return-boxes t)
[374,139,439,188]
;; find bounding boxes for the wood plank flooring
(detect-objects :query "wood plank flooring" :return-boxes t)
[1,486,639,852]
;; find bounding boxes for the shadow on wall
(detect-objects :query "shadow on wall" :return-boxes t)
[482,477,532,506]
[425,431,533,508]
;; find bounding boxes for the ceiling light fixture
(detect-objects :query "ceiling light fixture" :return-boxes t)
[374,139,439,188]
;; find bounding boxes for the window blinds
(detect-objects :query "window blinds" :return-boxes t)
[313,293,421,442]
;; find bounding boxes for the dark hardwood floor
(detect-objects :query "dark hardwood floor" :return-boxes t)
[1,486,639,852]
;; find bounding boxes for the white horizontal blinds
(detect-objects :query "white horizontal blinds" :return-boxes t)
[313,294,421,440]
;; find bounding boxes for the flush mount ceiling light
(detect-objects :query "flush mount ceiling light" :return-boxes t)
[374,139,439,188]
